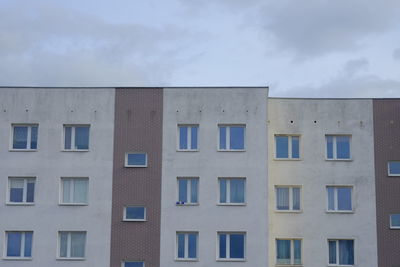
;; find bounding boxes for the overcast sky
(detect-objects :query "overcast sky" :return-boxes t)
[1,0,399,97]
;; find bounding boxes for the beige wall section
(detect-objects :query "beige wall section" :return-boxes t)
[268,98,378,267]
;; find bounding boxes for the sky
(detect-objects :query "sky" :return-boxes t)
[0,0,399,97]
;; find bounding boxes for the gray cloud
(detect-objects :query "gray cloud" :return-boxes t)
[342,58,369,77]
[394,48,400,60]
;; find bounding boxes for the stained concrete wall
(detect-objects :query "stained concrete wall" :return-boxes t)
[268,98,378,267]
[0,88,114,267]
[160,88,268,267]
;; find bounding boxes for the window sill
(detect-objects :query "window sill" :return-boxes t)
[273,158,301,161]
[176,203,199,206]
[217,258,246,262]
[56,257,85,261]
[325,159,353,162]
[326,210,354,214]
[390,227,400,229]
[9,149,38,152]
[217,149,246,152]
[124,165,147,168]
[59,203,88,206]
[328,265,354,267]
[123,219,147,222]
[61,149,89,152]
[276,265,303,267]
[388,174,400,177]
[3,257,32,261]
[275,210,302,213]
[217,203,247,206]
[175,258,198,262]
[6,202,35,206]
[176,149,199,152]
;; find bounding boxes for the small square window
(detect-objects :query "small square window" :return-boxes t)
[176,232,198,260]
[328,239,354,266]
[219,125,245,151]
[178,125,199,151]
[275,186,301,211]
[63,125,90,150]
[177,178,199,205]
[388,161,400,176]
[390,214,400,229]
[5,231,33,259]
[275,135,300,159]
[327,186,353,212]
[60,178,88,205]
[7,177,35,205]
[125,153,147,167]
[58,231,86,259]
[11,124,38,150]
[219,178,245,205]
[276,239,302,265]
[217,232,245,260]
[124,206,146,221]
[122,262,144,267]
[326,135,351,160]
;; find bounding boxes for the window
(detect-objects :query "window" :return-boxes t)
[177,178,199,205]
[217,232,245,260]
[5,231,33,259]
[276,239,302,265]
[327,186,353,212]
[388,161,400,176]
[390,214,400,229]
[125,153,147,167]
[123,262,144,267]
[328,239,354,266]
[60,178,88,205]
[7,177,35,204]
[275,135,300,159]
[326,135,351,160]
[275,186,301,211]
[11,124,38,150]
[176,232,198,260]
[178,125,198,151]
[58,231,86,259]
[63,125,89,150]
[123,206,146,221]
[219,125,245,151]
[219,178,245,204]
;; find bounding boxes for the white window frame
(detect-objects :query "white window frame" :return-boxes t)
[10,124,38,151]
[176,177,199,205]
[326,185,354,213]
[325,135,352,160]
[125,152,148,167]
[175,232,198,261]
[328,239,355,266]
[57,231,86,260]
[218,124,246,151]
[275,186,302,212]
[121,261,145,267]
[387,161,400,176]
[4,231,33,260]
[123,206,147,221]
[6,177,36,205]
[216,232,246,261]
[62,124,90,151]
[218,178,246,205]
[390,214,400,229]
[275,238,302,266]
[177,124,199,151]
[274,135,301,160]
[59,177,89,205]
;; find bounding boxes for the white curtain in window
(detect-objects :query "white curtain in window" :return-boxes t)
[277,188,289,209]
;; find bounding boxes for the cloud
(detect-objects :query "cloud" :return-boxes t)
[394,48,400,61]
[342,58,369,77]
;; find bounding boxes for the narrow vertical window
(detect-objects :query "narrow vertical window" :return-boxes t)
[177,178,199,205]
[219,125,245,151]
[176,232,198,260]
[8,177,35,204]
[5,231,33,259]
[178,125,199,151]
[12,124,38,150]
[63,125,90,150]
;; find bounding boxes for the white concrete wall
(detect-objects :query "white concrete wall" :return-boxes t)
[160,88,269,267]
[0,88,115,267]
[268,98,378,267]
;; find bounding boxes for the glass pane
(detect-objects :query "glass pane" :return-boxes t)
[389,161,400,175]
[326,136,333,159]
[328,241,337,264]
[190,179,198,203]
[64,127,72,149]
[230,179,245,203]
[70,232,86,258]
[276,239,291,264]
[219,234,226,258]
[188,233,197,258]
[276,136,289,158]
[59,232,68,257]
[75,126,89,150]
[219,127,226,150]
[339,240,354,265]
[124,262,144,267]
[294,240,301,264]
[327,187,335,210]
[292,188,300,210]
[219,179,227,203]
[230,126,244,150]
[126,207,145,220]
[10,179,24,202]
[391,214,400,227]
[337,187,352,210]
[7,232,22,257]
[230,234,244,258]
[30,126,38,149]
[13,126,28,149]
[191,126,198,149]
[179,126,188,149]
[178,179,188,203]
[276,188,289,210]
[62,179,72,203]
[73,179,88,203]
[127,153,147,166]
[26,180,35,203]
[177,233,185,258]
[336,136,350,159]
[24,232,33,257]
[292,136,300,158]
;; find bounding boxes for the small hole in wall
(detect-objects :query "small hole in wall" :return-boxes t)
[290,120,294,123]
[176,110,179,112]
[222,109,225,112]
[314,120,317,123]
[199,110,202,112]
[25,109,28,112]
